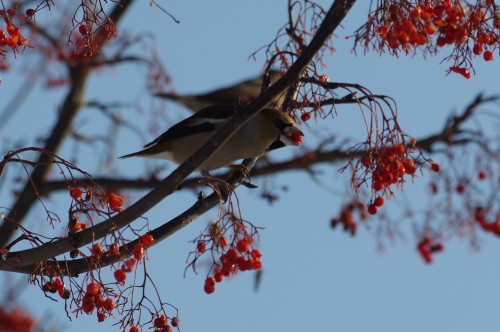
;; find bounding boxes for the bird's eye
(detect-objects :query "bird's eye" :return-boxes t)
[273,119,289,130]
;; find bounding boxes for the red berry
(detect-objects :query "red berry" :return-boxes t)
[171,316,180,328]
[7,8,15,16]
[456,183,465,194]
[461,68,471,79]
[436,36,446,47]
[473,43,483,55]
[69,187,83,199]
[86,282,101,296]
[154,314,167,328]
[108,243,119,256]
[484,51,493,61]
[205,277,216,287]
[374,196,384,207]
[103,298,115,312]
[236,256,249,271]
[478,170,487,180]
[97,311,106,322]
[361,156,371,168]
[301,112,311,122]
[367,204,378,215]
[410,7,422,19]
[82,294,95,313]
[82,301,95,314]
[290,132,303,145]
[421,249,433,263]
[114,269,127,284]
[129,327,140,332]
[431,163,440,172]
[372,181,384,192]
[204,284,215,294]
[402,20,415,33]
[140,234,154,247]
[225,248,238,263]
[108,192,123,212]
[94,294,105,308]
[214,271,224,282]
[377,25,389,38]
[251,259,263,270]
[250,249,262,260]
[79,24,88,35]
[91,243,105,258]
[26,9,35,17]
[218,237,228,247]
[236,239,250,253]
[424,23,436,35]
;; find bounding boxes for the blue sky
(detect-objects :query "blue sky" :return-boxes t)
[1,1,500,331]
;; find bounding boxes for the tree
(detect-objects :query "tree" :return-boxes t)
[0,0,499,331]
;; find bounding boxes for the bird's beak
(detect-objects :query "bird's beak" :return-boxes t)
[281,125,304,146]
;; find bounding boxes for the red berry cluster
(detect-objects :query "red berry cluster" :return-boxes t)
[190,214,263,294]
[417,237,444,263]
[360,143,423,194]
[204,242,263,294]
[80,282,116,322]
[330,199,368,236]
[42,277,70,299]
[475,207,500,236]
[371,0,498,77]
[151,313,177,332]
[0,8,27,68]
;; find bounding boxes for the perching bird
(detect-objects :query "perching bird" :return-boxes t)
[119,104,303,173]
[154,70,285,112]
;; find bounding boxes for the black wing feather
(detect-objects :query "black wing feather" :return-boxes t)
[144,104,237,148]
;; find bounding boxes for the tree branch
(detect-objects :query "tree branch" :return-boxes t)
[0,0,356,269]
[0,160,256,275]
[417,93,500,153]
[0,0,135,247]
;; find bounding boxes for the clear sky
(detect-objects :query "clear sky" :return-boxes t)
[1,1,500,332]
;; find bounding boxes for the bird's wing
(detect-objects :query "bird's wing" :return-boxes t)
[143,104,237,148]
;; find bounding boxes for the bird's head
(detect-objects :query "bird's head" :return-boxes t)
[260,109,304,151]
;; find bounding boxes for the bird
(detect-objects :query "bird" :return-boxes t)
[154,70,286,112]
[119,104,303,174]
